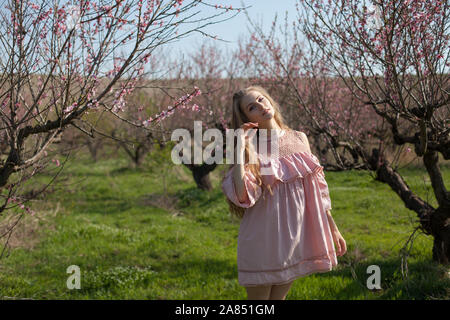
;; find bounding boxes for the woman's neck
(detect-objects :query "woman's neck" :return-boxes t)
[258,119,282,138]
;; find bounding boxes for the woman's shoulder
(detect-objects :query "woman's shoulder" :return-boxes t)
[286,129,308,144]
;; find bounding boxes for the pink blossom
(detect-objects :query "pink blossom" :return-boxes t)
[64,102,77,113]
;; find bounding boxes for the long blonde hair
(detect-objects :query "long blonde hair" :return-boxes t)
[223,86,290,220]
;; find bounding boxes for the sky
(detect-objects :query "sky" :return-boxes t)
[168,0,299,59]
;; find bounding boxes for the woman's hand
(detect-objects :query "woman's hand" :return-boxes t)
[331,228,347,257]
[238,122,259,151]
[326,211,347,257]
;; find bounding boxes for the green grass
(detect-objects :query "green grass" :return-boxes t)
[0,146,449,300]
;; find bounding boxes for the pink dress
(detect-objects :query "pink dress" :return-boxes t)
[221,129,338,287]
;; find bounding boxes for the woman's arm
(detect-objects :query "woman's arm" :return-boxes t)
[232,150,248,203]
[301,131,347,256]
[326,209,347,257]
[232,123,259,203]
[326,210,337,228]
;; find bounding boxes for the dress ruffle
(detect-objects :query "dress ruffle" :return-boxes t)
[259,151,332,212]
[222,151,332,211]
[258,151,321,182]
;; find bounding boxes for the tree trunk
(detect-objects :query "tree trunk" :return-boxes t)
[423,150,450,265]
[184,163,217,191]
[367,148,450,265]
[86,139,99,162]
[182,124,226,191]
[431,206,450,264]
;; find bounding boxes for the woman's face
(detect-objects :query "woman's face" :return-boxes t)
[240,90,275,124]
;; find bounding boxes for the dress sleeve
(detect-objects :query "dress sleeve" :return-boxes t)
[221,166,262,208]
[316,166,332,211]
[295,130,332,211]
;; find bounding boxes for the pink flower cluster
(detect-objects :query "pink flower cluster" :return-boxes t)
[142,87,201,127]
[214,4,233,10]
[64,102,78,114]
[33,7,53,25]
[52,158,61,166]
[106,58,126,78]
[6,196,36,216]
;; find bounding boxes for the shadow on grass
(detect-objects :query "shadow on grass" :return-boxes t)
[316,256,449,300]
[159,256,238,282]
[109,166,151,176]
[174,187,224,209]
[73,198,134,215]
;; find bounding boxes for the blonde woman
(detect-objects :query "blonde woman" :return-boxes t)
[221,86,346,300]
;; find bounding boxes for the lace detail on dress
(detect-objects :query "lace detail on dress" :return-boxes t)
[256,129,310,161]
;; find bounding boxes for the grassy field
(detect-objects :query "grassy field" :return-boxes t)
[0,144,449,300]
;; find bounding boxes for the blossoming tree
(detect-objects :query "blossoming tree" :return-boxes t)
[0,0,239,248]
